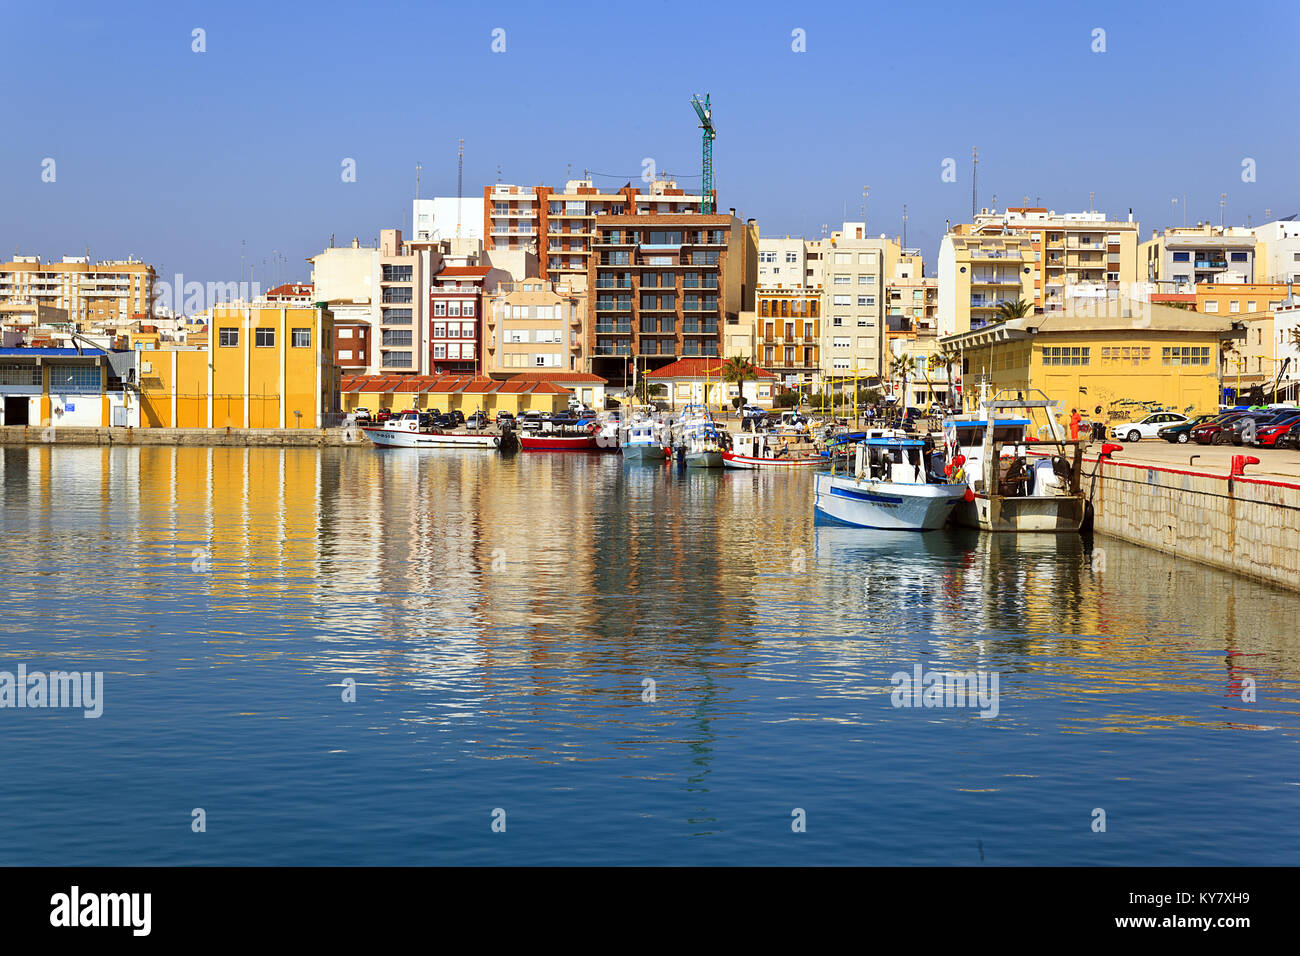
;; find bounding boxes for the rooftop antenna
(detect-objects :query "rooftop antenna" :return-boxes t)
[902,203,908,249]
[1089,191,1095,212]
[861,185,869,223]
[457,138,464,239]
[1171,198,1177,228]
[496,164,501,184]
[416,162,422,200]
[971,146,978,218]
[1220,192,1227,229]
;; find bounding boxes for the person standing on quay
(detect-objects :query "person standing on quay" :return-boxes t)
[1069,408,1081,441]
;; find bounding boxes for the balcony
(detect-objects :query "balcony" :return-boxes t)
[595,323,632,334]
[1195,259,1228,269]
[594,343,632,356]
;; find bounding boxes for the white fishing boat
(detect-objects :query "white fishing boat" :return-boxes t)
[672,404,726,468]
[723,431,824,469]
[814,435,969,530]
[943,388,1087,532]
[363,411,501,449]
[621,419,669,461]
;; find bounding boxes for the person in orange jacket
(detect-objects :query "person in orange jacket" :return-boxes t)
[1069,408,1081,441]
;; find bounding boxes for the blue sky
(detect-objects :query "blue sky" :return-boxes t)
[2,0,1297,287]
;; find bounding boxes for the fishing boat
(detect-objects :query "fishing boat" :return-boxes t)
[364,411,501,449]
[723,431,824,469]
[813,435,970,530]
[520,426,599,451]
[943,388,1087,532]
[621,419,670,461]
[671,404,726,468]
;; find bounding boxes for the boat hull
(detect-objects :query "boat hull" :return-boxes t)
[722,451,824,469]
[622,443,667,461]
[364,428,499,449]
[685,451,723,468]
[520,433,598,452]
[951,493,1086,532]
[814,473,966,530]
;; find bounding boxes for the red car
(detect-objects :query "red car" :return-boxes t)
[1249,413,1300,447]
[1191,412,1248,445]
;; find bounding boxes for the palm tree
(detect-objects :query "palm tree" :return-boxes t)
[926,353,947,410]
[934,344,960,410]
[888,354,911,409]
[996,298,1032,320]
[721,355,759,411]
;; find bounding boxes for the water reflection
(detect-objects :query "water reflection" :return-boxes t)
[1,445,1299,864]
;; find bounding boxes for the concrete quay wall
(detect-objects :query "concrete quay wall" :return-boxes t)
[1090,457,1300,592]
[0,425,369,447]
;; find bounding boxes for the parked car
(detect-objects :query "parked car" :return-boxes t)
[495,410,516,427]
[1248,412,1300,447]
[1158,414,1219,444]
[1275,420,1300,450]
[447,409,465,426]
[374,408,393,424]
[1191,412,1249,445]
[519,411,545,432]
[1112,412,1188,443]
[466,411,488,430]
[1228,410,1294,445]
[352,408,372,423]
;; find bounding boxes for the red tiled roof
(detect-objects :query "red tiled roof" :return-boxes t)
[505,372,607,384]
[528,382,574,395]
[644,358,776,379]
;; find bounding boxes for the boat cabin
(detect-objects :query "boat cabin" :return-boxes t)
[853,438,929,484]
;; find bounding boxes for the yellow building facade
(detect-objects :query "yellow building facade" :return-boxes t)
[137,304,337,428]
[942,303,1236,423]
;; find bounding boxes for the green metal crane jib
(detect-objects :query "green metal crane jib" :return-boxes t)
[691,94,715,215]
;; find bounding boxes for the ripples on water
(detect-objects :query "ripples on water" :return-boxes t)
[0,445,1298,865]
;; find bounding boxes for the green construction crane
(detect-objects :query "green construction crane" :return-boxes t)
[690,93,715,214]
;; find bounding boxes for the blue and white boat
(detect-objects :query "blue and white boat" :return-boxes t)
[814,435,969,530]
[621,419,669,461]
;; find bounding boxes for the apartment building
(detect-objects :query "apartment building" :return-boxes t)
[885,252,945,406]
[948,207,1141,314]
[485,178,714,287]
[1250,216,1300,284]
[1195,283,1291,387]
[0,255,155,325]
[413,197,486,242]
[814,223,900,381]
[756,288,820,387]
[484,277,586,377]
[587,213,754,385]
[1140,224,1260,291]
[937,232,1037,337]
[429,265,510,376]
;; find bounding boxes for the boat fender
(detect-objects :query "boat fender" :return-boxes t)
[963,487,975,502]
[492,436,500,448]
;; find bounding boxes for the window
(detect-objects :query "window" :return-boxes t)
[381,329,411,347]
[760,251,777,263]
[255,328,275,348]
[858,296,875,307]
[382,308,411,325]
[1203,301,1219,313]
[1231,252,1248,262]
[833,316,844,327]
[1042,346,1090,366]
[835,252,851,265]
[1172,252,1190,262]
[833,295,851,306]
[1247,301,1257,312]
[291,328,311,348]
[785,252,797,263]
[433,344,446,359]
[0,364,40,387]
[834,275,851,284]
[833,336,851,348]
[1162,346,1210,366]
[858,253,876,264]
[859,274,875,284]
[434,323,446,338]
[1229,300,1240,313]
[219,327,239,347]
[463,300,475,316]
[383,351,411,368]
[449,302,461,317]
[434,301,446,316]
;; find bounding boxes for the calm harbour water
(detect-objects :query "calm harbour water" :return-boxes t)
[1,444,1298,866]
